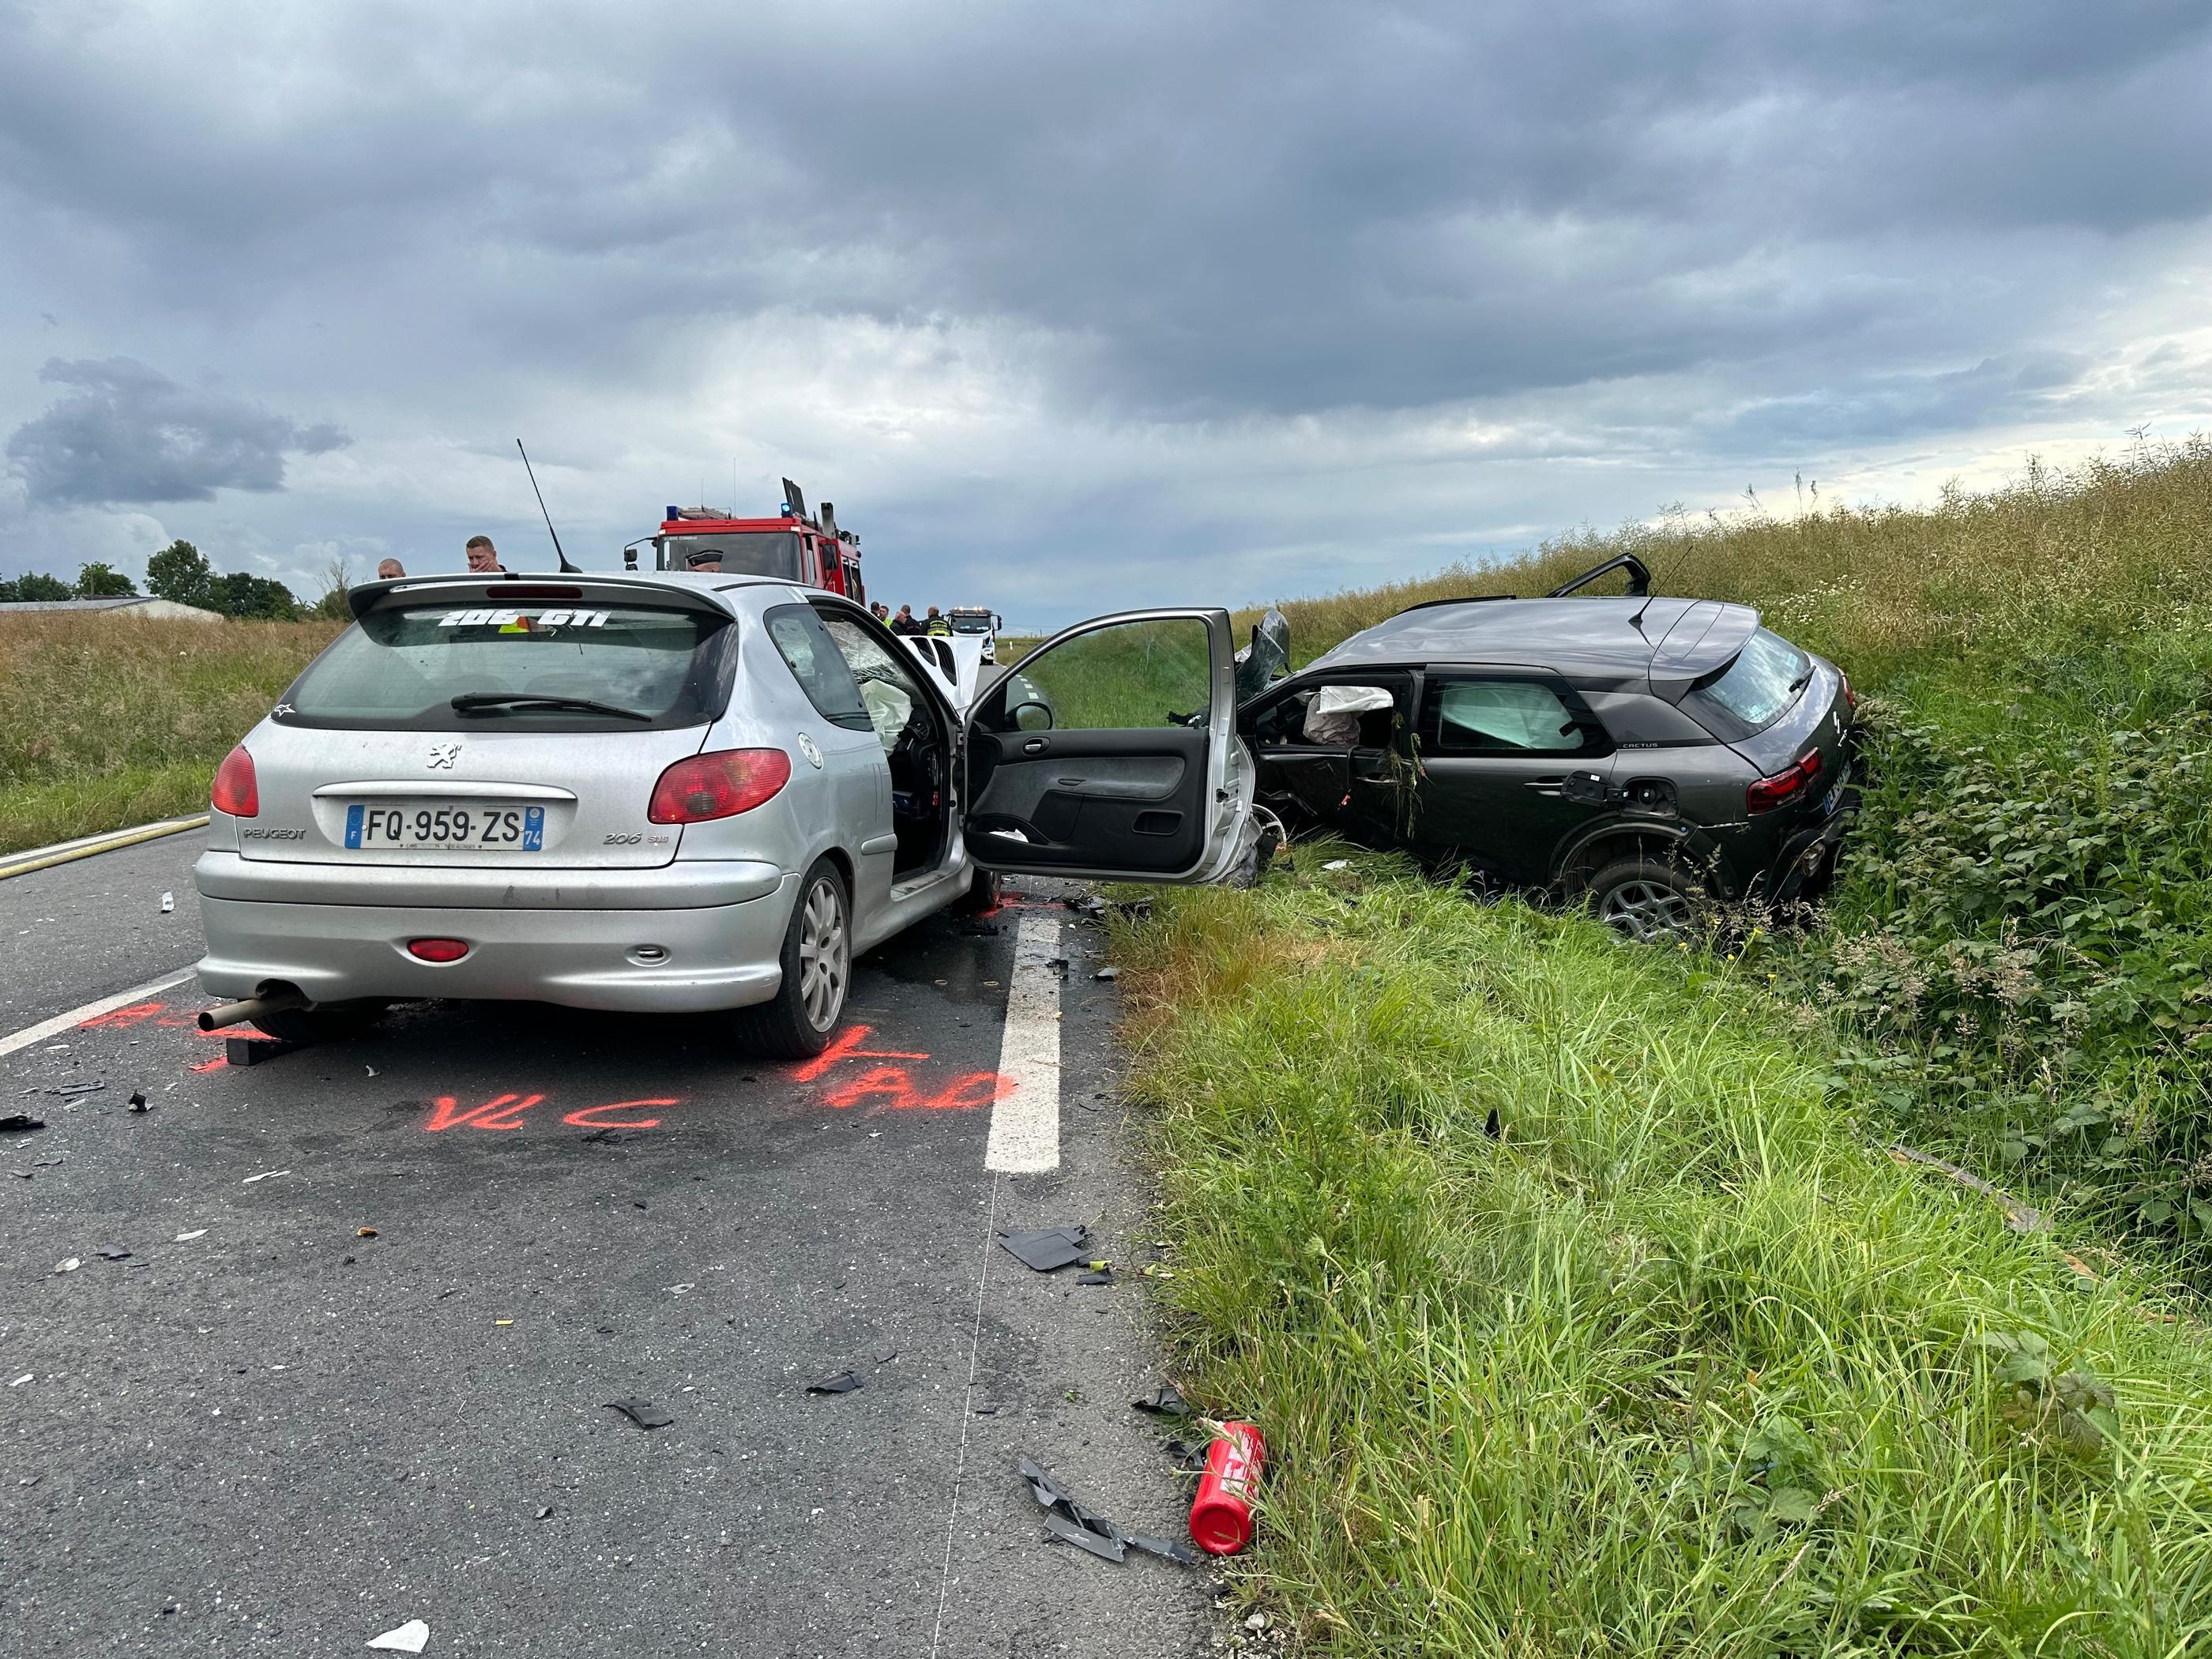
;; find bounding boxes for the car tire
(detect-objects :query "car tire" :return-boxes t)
[1584,857,1708,943]
[953,865,1002,915]
[733,860,851,1059]
[250,999,391,1045]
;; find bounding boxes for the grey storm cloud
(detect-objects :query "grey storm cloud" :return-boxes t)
[6,358,348,506]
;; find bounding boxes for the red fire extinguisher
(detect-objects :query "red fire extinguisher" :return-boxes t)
[1189,1421,1266,1555]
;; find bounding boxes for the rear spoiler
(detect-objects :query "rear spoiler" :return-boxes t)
[344,575,736,623]
[1648,600,1759,699]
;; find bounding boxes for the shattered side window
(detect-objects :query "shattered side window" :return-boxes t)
[1427,679,1591,754]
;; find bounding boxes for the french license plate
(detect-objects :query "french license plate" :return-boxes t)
[344,803,544,851]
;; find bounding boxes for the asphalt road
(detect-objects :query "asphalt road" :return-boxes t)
[0,838,1213,1657]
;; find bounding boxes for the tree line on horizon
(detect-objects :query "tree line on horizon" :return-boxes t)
[0,540,306,620]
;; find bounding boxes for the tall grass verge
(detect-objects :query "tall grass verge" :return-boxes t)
[0,615,337,855]
[1118,856,2212,1654]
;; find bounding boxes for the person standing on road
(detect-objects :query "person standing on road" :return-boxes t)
[376,558,406,579]
[465,536,506,574]
[890,604,922,635]
[924,605,951,637]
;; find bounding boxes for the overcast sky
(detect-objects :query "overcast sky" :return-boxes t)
[2,1,2209,625]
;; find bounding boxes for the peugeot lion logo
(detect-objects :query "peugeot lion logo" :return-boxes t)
[427,743,462,770]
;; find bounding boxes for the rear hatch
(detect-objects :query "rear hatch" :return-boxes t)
[1661,612,1851,809]
[241,581,734,869]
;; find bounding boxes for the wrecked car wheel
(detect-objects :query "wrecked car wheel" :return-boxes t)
[733,860,850,1059]
[1586,858,1706,942]
[250,999,390,1045]
[953,866,1002,915]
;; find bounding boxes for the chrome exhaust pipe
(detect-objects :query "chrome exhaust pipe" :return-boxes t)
[197,988,310,1033]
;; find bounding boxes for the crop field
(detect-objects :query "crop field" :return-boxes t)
[0,615,339,856]
[1115,442,2212,1653]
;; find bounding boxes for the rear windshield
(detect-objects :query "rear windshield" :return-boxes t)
[1682,627,1809,737]
[275,600,735,731]
[656,531,801,579]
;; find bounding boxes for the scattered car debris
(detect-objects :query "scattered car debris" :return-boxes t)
[1093,966,1120,981]
[1,1113,46,1133]
[602,1397,674,1429]
[8,1373,31,1388]
[972,1402,1003,1416]
[128,1091,149,1113]
[48,1081,104,1097]
[996,1224,1093,1273]
[365,1619,431,1653]
[1018,1456,1195,1569]
[535,1506,554,1520]
[1322,860,1351,871]
[356,1228,378,1239]
[1076,1269,1114,1286]
[806,1371,864,1395]
[52,1258,81,1274]
[1887,1145,2048,1234]
[227,1036,297,1068]
[160,891,175,914]
[1133,1382,1190,1417]
[365,1065,378,1078]
[241,1169,291,1184]
[1483,1106,1502,1140]
[175,1229,207,1242]
[1164,1438,1213,1473]
[96,1247,132,1261]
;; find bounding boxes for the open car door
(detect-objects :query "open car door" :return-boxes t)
[961,609,1255,885]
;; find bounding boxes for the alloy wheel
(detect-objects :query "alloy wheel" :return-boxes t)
[795,877,848,1030]
[1599,878,1697,942]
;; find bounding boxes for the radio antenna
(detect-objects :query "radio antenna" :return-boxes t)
[515,438,581,574]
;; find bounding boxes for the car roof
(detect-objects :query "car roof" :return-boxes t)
[354,569,818,619]
[1304,595,1757,683]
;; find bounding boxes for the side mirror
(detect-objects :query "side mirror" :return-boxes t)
[1012,700,1054,732]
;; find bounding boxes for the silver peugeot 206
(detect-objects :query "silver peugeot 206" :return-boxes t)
[194,572,1255,1056]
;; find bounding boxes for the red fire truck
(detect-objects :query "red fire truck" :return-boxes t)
[629,476,864,604]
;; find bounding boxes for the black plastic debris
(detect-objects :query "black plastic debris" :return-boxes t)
[228,1036,297,1068]
[1043,1510,1127,1562]
[806,1371,864,1395]
[1483,1106,1502,1140]
[602,1397,674,1429]
[1126,1532,1202,1566]
[1132,1382,1189,1417]
[0,1113,46,1133]
[128,1091,150,1114]
[1164,1438,1213,1473]
[972,1402,1003,1416]
[997,1224,1092,1273]
[1075,1269,1114,1286]
[1093,966,1120,981]
[96,1247,132,1262]
[48,1081,104,1097]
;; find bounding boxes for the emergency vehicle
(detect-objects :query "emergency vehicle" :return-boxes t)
[945,605,1004,662]
[630,476,864,604]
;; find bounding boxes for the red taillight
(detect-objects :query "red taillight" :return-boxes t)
[1747,750,1824,814]
[211,745,258,818]
[407,938,470,962]
[647,749,792,824]
[1841,674,1857,715]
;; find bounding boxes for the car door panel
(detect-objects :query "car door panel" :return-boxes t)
[1406,669,1613,884]
[963,609,1251,884]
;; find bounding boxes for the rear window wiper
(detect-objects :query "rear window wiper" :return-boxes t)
[450,691,652,722]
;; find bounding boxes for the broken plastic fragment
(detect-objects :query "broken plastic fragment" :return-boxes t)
[1133,1382,1190,1416]
[356,1228,378,1239]
[1076,1269,1113,1286]
[52,1257,81,1274]
[0,1113,46,1133]
[128,1091,149,1113]
[1127,1532,1202,1566]
[806,1370,863,1395]
[96,1247,132,1261]
[1093,966,1119,981]
[535,1505,554,1520]
[366,1619,430,1653]
[602,1397,674,1429]
[1043,1510,1127,1562]
[175,1229,207,1242]
[160,891,175,913]
[996,1224,1093,1273]
[49,1081,104,1097]
[8,1373,31,1388]
[241,1169,291,1184]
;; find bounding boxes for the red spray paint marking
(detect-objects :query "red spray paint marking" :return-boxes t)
[423,1093,544,1131]
[792,1024,929,1083]
[563,1099,678,1130]
[820,1064,1015,1112]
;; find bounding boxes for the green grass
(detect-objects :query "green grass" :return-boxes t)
[0,615,339,856]
[1117,856,2212,1654]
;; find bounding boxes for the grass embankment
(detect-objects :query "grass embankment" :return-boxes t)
[1119,863,2212,1653]
[1111,442,2212,1649]
[0,615,337,856]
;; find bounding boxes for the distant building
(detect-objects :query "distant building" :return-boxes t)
[0,596,225,623]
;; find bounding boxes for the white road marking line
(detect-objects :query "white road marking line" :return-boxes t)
[984,913,1062,1174]
[0,967,198,1059]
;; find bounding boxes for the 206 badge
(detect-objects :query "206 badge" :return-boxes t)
[796,734,823,769]
[427,742,462,769]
